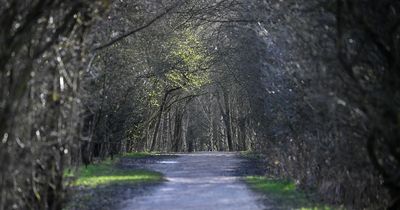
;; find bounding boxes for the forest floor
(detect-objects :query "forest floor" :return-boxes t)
[65,152,337,210]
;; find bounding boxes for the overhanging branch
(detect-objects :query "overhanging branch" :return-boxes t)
[92,1,182,52]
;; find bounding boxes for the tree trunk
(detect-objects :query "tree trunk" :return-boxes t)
[238,117,247,151]
[218,89,233,151]
[172,107,184,152]
[150,87,180,151]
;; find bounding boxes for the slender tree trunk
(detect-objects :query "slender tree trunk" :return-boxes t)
[150,87,180,151]
[238,117,246,150]
[218,90,233,151]
[172,107,184,152]
[150,93,168,151]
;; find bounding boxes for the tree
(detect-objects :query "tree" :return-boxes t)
[0,1,107,209]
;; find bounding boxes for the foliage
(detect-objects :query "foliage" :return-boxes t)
[166,29,211,90]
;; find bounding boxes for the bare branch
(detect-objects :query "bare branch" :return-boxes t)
[92,1,182,52]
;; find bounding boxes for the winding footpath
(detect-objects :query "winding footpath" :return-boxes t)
[119,152,266,210]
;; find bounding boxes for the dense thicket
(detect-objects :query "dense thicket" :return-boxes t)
[1,0,398,209]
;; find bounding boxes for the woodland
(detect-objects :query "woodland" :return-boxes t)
[0,0,399,209]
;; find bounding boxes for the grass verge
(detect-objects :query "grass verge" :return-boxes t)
[245,176,341,210]
[65,153,163,188]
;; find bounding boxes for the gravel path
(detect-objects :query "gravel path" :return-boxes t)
[119,152,267,210]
